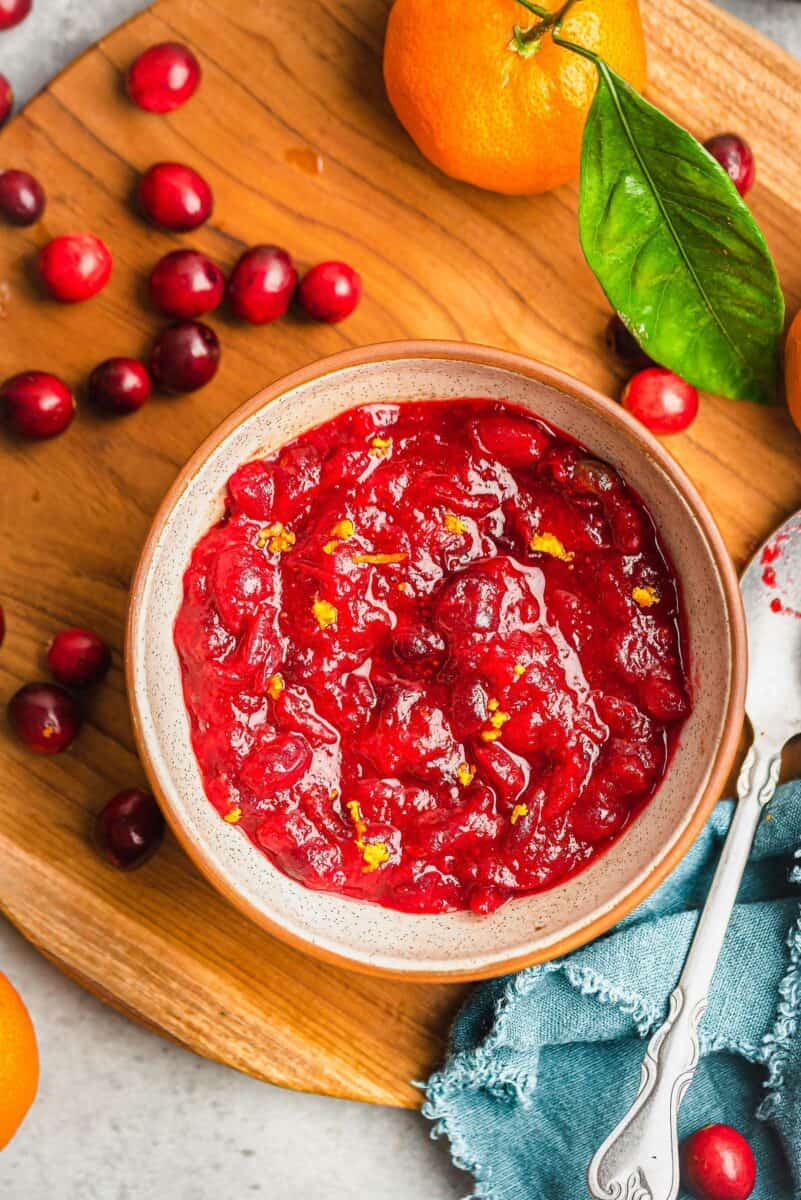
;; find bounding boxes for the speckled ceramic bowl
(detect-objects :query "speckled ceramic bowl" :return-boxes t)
[127,341,746,981]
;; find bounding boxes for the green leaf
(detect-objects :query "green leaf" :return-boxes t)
[579,61,784,404]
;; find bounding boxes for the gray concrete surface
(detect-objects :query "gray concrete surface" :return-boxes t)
[0,2,797,1198]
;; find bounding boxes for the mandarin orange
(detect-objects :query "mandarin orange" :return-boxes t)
[0,970,38,1149]
[384,0,647,195]
[785,309,801,434]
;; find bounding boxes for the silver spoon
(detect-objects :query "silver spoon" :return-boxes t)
[587,509,801,1200]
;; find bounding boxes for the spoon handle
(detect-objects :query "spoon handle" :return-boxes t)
[586,733,782,1200]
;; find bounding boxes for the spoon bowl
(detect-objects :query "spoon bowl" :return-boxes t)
[742,509,801,744]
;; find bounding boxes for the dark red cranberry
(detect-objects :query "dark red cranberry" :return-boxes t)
[605,314,653,370]
[8,682,82,754]
[126,42,201,113]
[0,73,12,128]
[571,457,620,495]
[150,320,220,392]
[681,1125,756,1200]
[138,161,212,230]
[297,261,362,323]
[0,169,45,226]
[95,788,165,869]
[704,133,755,197]
[47,628,111,688]
[228,245,297,325]
[148,249,224,318]
[621,368,698,436]
[88,357,151,415]
[0,0,31,30]
[571,791,627,843]
[1,371,75,438]
[38,233,112,302]
[392,621,446,671]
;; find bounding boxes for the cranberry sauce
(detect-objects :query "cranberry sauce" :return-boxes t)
[174,400,691,915]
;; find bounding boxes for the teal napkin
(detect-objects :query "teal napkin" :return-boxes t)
[424,784,801,1199]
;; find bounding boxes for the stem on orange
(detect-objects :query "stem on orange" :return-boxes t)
[513,0,580,46]
[551,15,602,66]
[513,0,551,16]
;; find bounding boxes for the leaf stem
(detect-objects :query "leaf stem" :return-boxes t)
[550,15,601,65]
[515,0,581,46]
[513,0,551,16]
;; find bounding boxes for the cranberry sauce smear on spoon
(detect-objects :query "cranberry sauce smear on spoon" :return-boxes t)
[174,400,691,915]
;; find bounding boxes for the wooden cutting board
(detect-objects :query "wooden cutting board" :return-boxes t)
[1,0,800,1109]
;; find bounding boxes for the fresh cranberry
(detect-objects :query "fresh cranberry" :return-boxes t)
[0,0,30,30]
[95,788,165,869]
[0,73,12,127]
[704,133,755,197]
[47,628,111,688]
[8,682,81,753]
[681,1125,756,1200]
[621,368,698,435]
[606,314,653,370]
[0,170,45,225]
[297,261,361,323]
[148,249,224,319]
[138,161,212,230]
[38,233,112,302]
[1,371,75,438]
[150,320,220,392]
[228,245,297,324]
[89,357,151,415]
[126,42,201,113]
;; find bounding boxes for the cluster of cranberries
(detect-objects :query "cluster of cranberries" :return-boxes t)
[605,131,755,438]
[2,609,165,869]
[0,40,362,437]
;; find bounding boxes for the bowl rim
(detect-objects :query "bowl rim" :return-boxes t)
[126,339,747,981]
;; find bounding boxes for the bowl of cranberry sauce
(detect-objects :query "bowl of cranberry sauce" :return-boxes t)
[128,343,745,979]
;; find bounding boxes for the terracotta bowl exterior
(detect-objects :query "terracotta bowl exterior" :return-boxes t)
[127,341,746,981]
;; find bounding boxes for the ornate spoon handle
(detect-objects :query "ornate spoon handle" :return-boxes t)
[586,734,781,1200]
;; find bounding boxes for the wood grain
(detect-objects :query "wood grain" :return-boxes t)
[0,0,799,1108]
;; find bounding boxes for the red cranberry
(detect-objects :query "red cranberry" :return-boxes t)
[621,368,698,436]
[89,357,151,415]
[8,682,81,754]
[0,0,30,30]
[38,233,112,303]
[95,788,165,869]
[150,320,220,392]
[228,245,297,324]
[606,314,653,370]
[0,169,45,226]
[704,133,755,197]
[571,791,627,843]
[1,371,75,438]
[297,261,362,323]
[126,42,201,113]
[681,1125,756,1200]
[138,161,212,230]
[47,628,111,688]
[0,73,12,128]
[148,249,224,319]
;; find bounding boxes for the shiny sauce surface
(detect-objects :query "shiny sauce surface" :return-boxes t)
[175,400,691,914]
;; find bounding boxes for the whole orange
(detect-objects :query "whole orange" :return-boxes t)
[0,971,38,1149]
[785,309,801,434]
[384,0,647,195]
